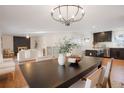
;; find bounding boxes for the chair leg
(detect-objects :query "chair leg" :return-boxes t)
[12,72,15,80]
[108,78,112,88]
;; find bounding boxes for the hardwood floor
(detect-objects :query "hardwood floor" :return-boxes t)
[102,58,124,83]
[0,64,29,88]
[0,58,124,88]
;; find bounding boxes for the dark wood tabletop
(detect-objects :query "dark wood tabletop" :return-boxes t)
[19,56,102,88]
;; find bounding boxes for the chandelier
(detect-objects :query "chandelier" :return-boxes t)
[51,5,85,26]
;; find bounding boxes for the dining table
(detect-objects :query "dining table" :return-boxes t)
[19,56,102,88]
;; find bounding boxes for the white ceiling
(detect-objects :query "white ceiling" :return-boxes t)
[0,5,124,36]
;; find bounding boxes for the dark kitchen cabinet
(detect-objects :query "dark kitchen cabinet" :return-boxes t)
[110,48,124,60]
[93,31,112,43]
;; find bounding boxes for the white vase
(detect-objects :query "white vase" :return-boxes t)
[58,54,65,65]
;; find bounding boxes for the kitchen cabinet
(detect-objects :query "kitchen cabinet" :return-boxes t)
[93,31,112,43]
[110,48,124,60]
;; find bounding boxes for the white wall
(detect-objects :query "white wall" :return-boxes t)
[37,32,84,48]
[36,32,88,56]
[2,34,13,51]
[36,31,95,51]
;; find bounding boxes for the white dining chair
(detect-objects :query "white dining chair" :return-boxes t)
[70,58,113,88]
[84,67,103,88]
[101,58,113,88]
[85,58,113,88]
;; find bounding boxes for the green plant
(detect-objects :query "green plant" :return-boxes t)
[58,38,78,54]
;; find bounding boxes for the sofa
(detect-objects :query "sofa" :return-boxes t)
[17,49,41,62]
[17,49,55,63]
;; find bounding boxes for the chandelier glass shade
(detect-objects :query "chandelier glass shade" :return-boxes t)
[51,5,85,26]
